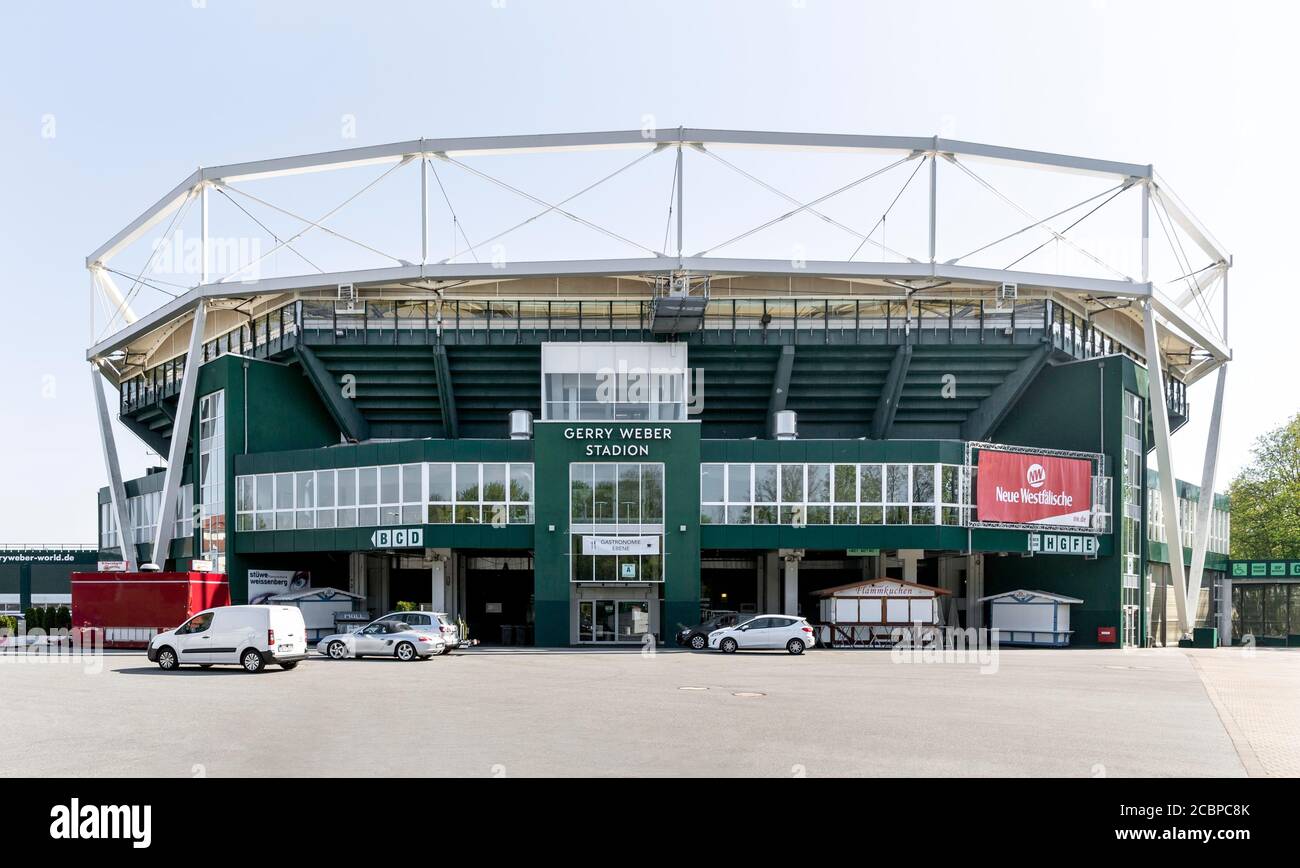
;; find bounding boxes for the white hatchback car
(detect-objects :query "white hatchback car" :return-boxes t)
[709,614,816,655]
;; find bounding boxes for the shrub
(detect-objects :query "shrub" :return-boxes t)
[23,607,41,631]
[0,615,17,634]
[395,600,417,612]
[54,605,71,629]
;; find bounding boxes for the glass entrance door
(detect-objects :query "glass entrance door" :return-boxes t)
[578,599,650,643]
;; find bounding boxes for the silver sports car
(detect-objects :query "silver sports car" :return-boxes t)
[315,619,446,661]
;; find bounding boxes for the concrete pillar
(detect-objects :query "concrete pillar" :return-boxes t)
[430,549,450,613]
[899,549,924,583]
[965,554,984,630]
[1218,575,1232,646]
[763,551,779,613]
[348,552,367,600]
[781,553,801,616]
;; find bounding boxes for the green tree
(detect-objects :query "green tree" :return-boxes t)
[1228,412,1300,559]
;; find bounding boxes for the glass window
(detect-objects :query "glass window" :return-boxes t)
[807,465,830,503]
[358,468,378,505]
[860,464,882,503]
[402,464,422,504]
[617,463,641,522]
[455,464,479,502]
[482,464,507,502]
[380,465,400,504]
[700,464,724,503]
[640,465,663,524]
[886,464,909,503]
[754,464,778,503]
[509,465,532,503]
[571,464,594,522]
[834,465,856,503]
[781,464,804,503]
[727,464,751,503]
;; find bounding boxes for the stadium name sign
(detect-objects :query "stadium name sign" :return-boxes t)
[563,426,673,457]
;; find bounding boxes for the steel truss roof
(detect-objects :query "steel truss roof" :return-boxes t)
[85,128,1232,382]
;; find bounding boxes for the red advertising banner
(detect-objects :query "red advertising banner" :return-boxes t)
[976,450,1093,528]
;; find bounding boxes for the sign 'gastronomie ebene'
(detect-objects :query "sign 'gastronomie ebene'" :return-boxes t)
[976,450,1092,528]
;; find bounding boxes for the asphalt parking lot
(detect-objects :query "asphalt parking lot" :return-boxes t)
[1,645,1293,777]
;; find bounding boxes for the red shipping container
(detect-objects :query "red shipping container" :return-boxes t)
[71,572,231,648]
[1096,626,1117,644]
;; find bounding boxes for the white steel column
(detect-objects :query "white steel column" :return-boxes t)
[1143,301,1190,637]
[928,148,938,264]
[675,136,684,260]
[1186,365,1227,628]
[420,143,429,265]
[148,301,208,568]
[91,364,137,571]
[199,182,209,285]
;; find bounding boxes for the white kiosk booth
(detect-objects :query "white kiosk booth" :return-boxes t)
[813,578,950,648]
[979,589,1083,647]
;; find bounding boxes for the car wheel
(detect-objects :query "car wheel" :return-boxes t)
[156,646,178,671]
[240,649,265,672]
[689,634,707,651]
[786,638,805,655]
[395,641,417,662]
[720,637,738,654]
[327,640,348,660]
[280,661,299,670]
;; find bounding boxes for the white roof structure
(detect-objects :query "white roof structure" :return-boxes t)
[85,128,1230,387]
[979,590,1085,605]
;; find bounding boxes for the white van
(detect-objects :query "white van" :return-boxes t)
[148,605,308,672]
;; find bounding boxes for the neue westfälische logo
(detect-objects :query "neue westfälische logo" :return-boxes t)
[994,460,1075,508]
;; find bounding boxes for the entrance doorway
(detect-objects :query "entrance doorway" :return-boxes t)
[578,599,651,643]
[463,555,534,645]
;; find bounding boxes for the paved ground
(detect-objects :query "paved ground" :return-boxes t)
[0,645,1291,777]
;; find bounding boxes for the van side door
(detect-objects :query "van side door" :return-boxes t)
[174,612,216,664]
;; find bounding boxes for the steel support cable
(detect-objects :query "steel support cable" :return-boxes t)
[1150,191,1212,330]
[847,156,929,262]
[101,267,181,300]
[436,150,666,257]
[99,189,197,339]
[946,156,1134,281]
[426,157,478,264]
[219,182,403,270]
[697,145,916,262]
[214,185,324,275]
[661,152,680,256]
[948,177,1130,272]
[1003,184,1129,273]
[439,147,663,262]
[101,265,189,292]
[219,156,415,282]
[694,153,920,258]
[1151,190,1221,341]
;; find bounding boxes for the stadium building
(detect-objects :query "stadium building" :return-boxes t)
[87,129,1234,647]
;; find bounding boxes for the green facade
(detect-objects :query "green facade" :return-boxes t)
[98,316,1230,648]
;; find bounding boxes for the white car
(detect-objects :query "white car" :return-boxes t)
[315,618,446,661]
[708,614,816,655]
[148,605,308,672]
[376,611,459,651]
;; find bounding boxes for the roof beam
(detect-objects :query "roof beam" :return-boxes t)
[767,345,795,434]
[871,343,911,439]
[960,342,1052,441]
[293,345,370,442]
[88,130,1158,270]
[432,345,459,439]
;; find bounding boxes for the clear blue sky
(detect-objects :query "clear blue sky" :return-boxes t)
[0,0,1294,543]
